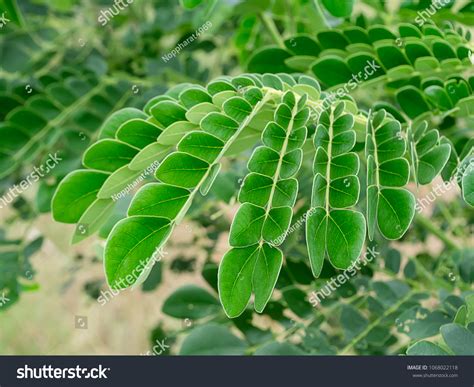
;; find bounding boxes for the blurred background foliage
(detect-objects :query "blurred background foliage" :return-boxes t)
[0,0,473,355]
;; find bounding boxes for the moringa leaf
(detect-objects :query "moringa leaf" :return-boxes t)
[440,323,474,355]
[162,285,220,319]
[72,198,115,244]
[366,110,415,240]
[99,108,147,139]
[409,121,451,185]
[179,324,247,355]
[52,170,109,223]
[219,90,311,317]
[460,152,474,207]
[82,139,139,172]
[105,216,171,289]
[406,341,450,355]
[321,0,354,17]
[306,102,365,277]
[97,75,291,291]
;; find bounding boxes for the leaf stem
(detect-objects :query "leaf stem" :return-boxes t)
[324,106,334,215]
[12,80,108,163]
[339,290,417,355]
[415,214,459,250]
[311,0,328,29]
[262,97,298,234]
[259,12,285,49]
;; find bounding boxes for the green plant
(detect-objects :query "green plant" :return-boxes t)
[2,0,473,358]
[51,72,472,319]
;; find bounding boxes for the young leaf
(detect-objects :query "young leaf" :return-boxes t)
[101,75,285,290]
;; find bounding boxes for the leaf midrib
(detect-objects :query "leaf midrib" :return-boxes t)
[260,102,299,245]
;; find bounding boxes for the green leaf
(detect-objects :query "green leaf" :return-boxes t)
[150,101,187,128]
[229,204,266,246]
[462,158,474,206]
[178,132,224,164]
[247,47,293,74]
[52,170,109,223]
[366,111,416,240]
[377,188,415,240]
[327,210,366,269]
[99,108,147,139]
[156,152,209,189]
[307,103,365,276]
[282,286,313,318]
[312,56,352,87]
[221,91,312,314]
[129,142,169,171]
[200,112,239,141]
[179,87,212,108]
[341,305,368,340]
[396,87,430,119]
[72,199,115,244]
[128,183,190,219]
[141,262,162,292]
[466,294,474,324]
[407,341,450,355]
[306,208,326,277]
[83,139,139,172]
[219,245,258,318]
[180,0,204,9]
[105,216,171,289]
[254,342,305,355]
[440,323,474,355]
[410,123,452,185]
[162,285,220,319]
[179,324,247,355]
[116,119,162,148]
[253,244,283,312]
[398,307,451,339]
[97,165,143,200]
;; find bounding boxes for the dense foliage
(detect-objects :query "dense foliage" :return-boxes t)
[1,0,473,356]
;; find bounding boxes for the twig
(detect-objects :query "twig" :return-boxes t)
[259,13,285,49]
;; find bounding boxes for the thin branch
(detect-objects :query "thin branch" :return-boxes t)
[415,214,459,250]
[339,290,417,355]
[259,12,285,49]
